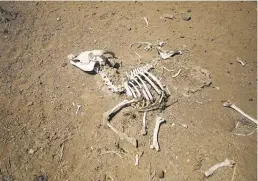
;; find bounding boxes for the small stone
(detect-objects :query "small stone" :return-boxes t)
[27,102,34,106]
[61,62,67,67]
[249,98,253,101]
[156,169,165,179]
[28,149,34,154]
[128,27,131,31]
[183,12,191,21]
[56,17,61,21]
[187,9,191,12]
[180,35,185,38]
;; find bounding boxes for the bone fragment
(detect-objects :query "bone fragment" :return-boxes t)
[75,104,82,114]
[172,69,182,78]
[204,158,235,177]
[150,117,166,151]
[143,17,149,28]
[223,101,257,125]
[140,112,147,135]
[135,154,139,166]
[236,57,245,66]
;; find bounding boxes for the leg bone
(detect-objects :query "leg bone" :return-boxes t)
[140,112,147,135]
[223,101,257,125]
[103,99,138,147]
[150,117,166,151]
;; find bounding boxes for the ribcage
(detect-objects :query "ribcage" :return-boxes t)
[123,64,170,110]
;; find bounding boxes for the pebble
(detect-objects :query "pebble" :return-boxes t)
[183,12,192,21]
[128,27,131,31]
[187,9,191,13]
[61,62,67,67]
[56,17,61,21]
[180,35,185,38]
[156,169,165,179]
[249,98,253,101]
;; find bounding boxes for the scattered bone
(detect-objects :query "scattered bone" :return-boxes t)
[204,158,235,177]
[150,117,166,151]
[140,112,147,135]
[142,17,149,28]
[162,67,174,73]
[75,104,82,114]
[182,124,188,128]
[172,69,182,78]
[236,57,245,66]
[157,47,182,59]
[223,100,257,125]
[135,151,143,166]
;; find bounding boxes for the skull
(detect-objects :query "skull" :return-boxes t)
[69,50,108,73]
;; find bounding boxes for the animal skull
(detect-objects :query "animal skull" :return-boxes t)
[68,50,114,73]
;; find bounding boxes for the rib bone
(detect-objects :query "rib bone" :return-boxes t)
[150,117,166,151]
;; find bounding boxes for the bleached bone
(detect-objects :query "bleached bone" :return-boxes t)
[144,71,164,91]
[69,50,115,72]
[99,71,125,93]
[223,101,257,125]
[135,154,140,166]
[137,68,162,95]
[140,112,147,135]
[103,99,138,147]
[156,47,182,59]
[134,74,154,102]
[123,81,133,97]
[128,82,141,97]
[131,78,150,101]
[204,158,235,177]
[143,17,149,28]
[172,69,182,78]
[236,57,245,66]
[150,117,166,151]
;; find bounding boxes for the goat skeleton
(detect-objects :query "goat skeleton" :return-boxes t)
[69,50,170,147]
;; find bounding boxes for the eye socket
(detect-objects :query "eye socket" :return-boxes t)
[93,62,100,73]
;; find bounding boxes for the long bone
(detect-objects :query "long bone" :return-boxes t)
[223,101,257,125]
[103,99,138,147]
[204,158,235,177]
[150,117,166,151]
[136,68,162,94]
[140,112,147,135]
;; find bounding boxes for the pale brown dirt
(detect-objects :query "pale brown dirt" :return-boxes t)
[0,2,257,181]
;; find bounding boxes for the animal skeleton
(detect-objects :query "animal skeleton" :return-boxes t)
[69,49,171,147]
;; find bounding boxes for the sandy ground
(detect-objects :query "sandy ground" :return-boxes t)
[0,1,257,181]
